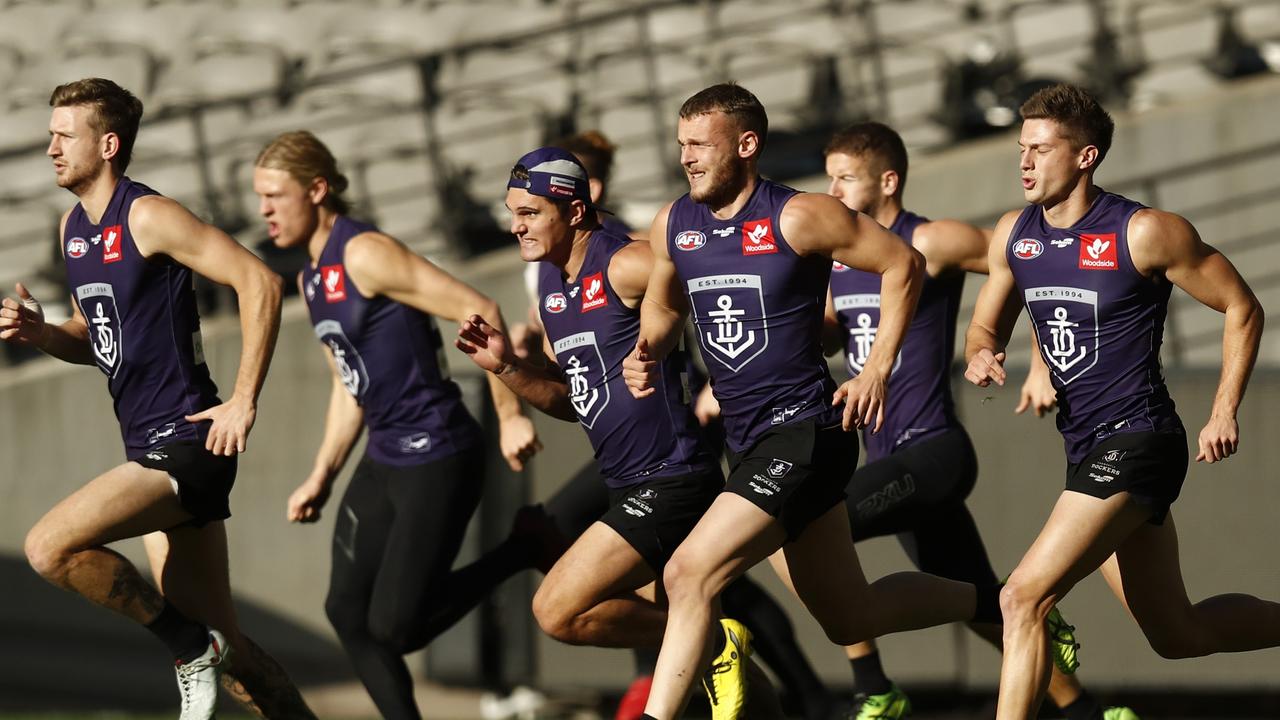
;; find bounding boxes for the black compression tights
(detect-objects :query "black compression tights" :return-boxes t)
[845,427,1000,586]
[323,450,485,720]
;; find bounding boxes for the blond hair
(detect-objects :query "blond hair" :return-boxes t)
[255,130,351,214]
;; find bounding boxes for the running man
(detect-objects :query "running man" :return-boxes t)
[622,83,1007,720]
[458,147,796,717]
[1,78,314,719]
[252,131,539,720]
[963,83,1278,720]
[822,121,1135,720]
[453,133,838,720]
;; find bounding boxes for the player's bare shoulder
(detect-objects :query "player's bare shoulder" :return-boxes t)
[779,191,859,255]
[342,230,400,269]
[608,238,655,306]
[1126,207,1200,277]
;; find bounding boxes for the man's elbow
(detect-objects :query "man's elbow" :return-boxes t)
[1244,296,1265,334]
[907,246,926,280]
[259,267,285,308]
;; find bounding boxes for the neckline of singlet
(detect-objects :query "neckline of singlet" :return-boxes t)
[1035,188,1110,233]
[308,215,349,272]
[75,177,127,229]
[559,227,610,286]
[697,176,770,224]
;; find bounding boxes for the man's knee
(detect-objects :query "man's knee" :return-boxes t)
[531,581,584,644]
[365,609,426,654]
[24,524,70,582]
[662,549,714,604]
[1000,573,1053,626]
[324,593,366,641]
[1139,617,1205,660]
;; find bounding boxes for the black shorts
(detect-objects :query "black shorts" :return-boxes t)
[135,440,237,526]
[600,469,724,574]
[1065,429,1188,525]
[724,420,858,541]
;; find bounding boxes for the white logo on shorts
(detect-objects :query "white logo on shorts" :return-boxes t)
[766,459,793,479]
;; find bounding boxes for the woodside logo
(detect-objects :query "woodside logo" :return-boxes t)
[1078,233,1117,270]
[580,272,607,312]
[741,218,778,255]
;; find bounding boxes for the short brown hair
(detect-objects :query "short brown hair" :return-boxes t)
[679,83,768,146]
[825,122,909,189]
[1020,83,1114,165]
[556,130,616,187]
[49,78,144,173]
[255,130,351,215]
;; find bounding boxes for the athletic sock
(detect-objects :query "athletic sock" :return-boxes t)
[1061,689,1105,720]
[972,582,1003,624]
[146,601,209,663]
[849,651,893,696]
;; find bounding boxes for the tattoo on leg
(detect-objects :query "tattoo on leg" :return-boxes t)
[224,635,317,720]
[220,672,265,718]
[64,547,165,623]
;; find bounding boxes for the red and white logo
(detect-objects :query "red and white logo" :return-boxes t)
[742,218,778,255]
[581,270,604,310]
[1079,233,1117,271]
[102,225,123,264]
[832,261,850,272]
[675,230,706,252]
[66,237,88,259]
[544,292,567,314]
[321,265,347,302]
[580,272,607,312]
[1012,238,1043,260]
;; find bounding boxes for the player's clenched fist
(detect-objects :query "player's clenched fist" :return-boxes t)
[455,314,515,374]
[964,348,1007,388]
[621,337,657,398]
[0,283,48,345]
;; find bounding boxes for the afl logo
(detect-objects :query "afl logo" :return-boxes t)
[1013,238,1044,260]
[675,230,706,251]
[66,237,88,259]
[544,292,567,314]
[832,261,850,272]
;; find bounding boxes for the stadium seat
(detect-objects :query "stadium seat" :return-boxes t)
[321,5,469,60]
[1237,0,1280,43]
[0,103,52,155]
[0,4,79,70]
[1134,1,1219,66]
[0,196,61,297]
[1009,1,1096,82]
[0,152,56,202]
[1128,63,1223,111]
[152,50,288,109]
[186,6,333,81]
[878,44,949,127]
[62,5,211,72]
[869,0,977,59]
